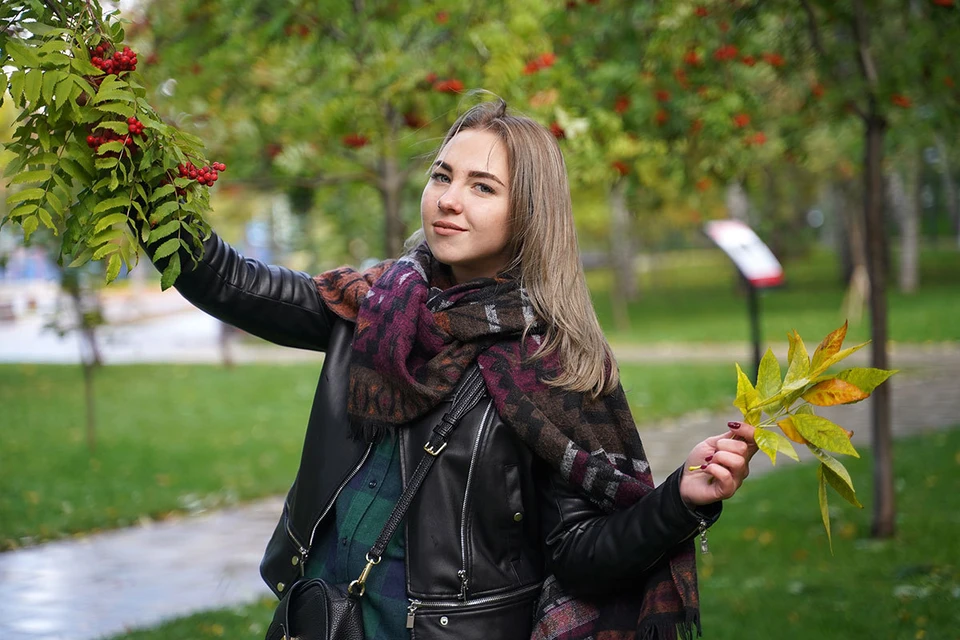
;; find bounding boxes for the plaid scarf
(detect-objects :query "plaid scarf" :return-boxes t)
[314,244,701,640]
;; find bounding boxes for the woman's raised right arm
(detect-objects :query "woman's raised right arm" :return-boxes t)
[147,231,337,351]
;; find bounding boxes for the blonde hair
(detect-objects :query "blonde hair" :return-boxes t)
[431,99,619,397]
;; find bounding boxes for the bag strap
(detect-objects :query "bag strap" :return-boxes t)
[347,365,487,596]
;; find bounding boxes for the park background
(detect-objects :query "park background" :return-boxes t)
[1,1,959,638]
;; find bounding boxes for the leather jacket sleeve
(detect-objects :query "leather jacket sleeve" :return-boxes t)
[147,231,337,351]
[538,465,722,596]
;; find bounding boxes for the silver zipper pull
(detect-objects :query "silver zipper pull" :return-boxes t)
[406,599,421,629]
[457,569,469,601]
[698,519,710,554]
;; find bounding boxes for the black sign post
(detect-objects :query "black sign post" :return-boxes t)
[704,220,784,379]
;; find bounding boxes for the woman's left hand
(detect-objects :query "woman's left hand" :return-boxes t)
[679,421,758,507]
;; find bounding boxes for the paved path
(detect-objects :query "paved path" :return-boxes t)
[1,294,958,639]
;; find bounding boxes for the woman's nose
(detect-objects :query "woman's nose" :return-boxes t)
[437,189,463,214]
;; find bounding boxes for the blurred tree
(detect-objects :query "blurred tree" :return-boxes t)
[776,0,960,538]
[134,0,548,261]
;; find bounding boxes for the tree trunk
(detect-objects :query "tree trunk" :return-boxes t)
[609,179,636,332]
[83,360,96,453]
[838,180,870,323]
[934,134,960,247]
[725,179,750,223]
[863,114,895,539]
[886,162,919,293]
[380,155,405,259]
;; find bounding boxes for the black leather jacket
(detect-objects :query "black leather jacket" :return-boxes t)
[167,233,720,640]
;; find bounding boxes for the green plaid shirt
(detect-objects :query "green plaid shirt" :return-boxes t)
[304,432,409,639]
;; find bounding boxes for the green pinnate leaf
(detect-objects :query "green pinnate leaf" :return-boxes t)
[24,69,42,105]
[791,413,858,457]
[150,200,181,223]
[6,188,46,206]
[21,215,39,240]
[160,252,181,290]
[153,237,181,260]
[68,248,94,269]
[5,40,42,69]
[91,90,135,105]
[9,70,26,105]
[36,207,55,231]
[95,212,131,233]
[94,196,132,214]
[9,169,52,185]
[149,184,176,202]
[148,220,181,244]
[105,253,122,284]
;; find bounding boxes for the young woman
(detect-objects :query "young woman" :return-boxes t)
[156,99,756,640]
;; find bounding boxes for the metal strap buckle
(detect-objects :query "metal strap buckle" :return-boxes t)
[348,553,381,596]
[423,441,447,456]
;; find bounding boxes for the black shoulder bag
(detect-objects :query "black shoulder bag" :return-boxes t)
[265,367,487,640]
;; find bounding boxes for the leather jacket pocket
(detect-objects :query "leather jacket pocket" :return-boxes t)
[408,583,541,640]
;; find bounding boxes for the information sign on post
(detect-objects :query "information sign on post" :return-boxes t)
[703,220,784,376]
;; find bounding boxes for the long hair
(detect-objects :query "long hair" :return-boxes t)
[427,99,619,397]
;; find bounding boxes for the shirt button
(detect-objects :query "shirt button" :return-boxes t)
[341,537,349,547]
[513,512,524,522]
[368,480,378,489]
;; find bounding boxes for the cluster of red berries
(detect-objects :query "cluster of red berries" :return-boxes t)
[177,161,226,187]
[89,43,138,76]
[522,52,557,75]
[342,133,369,148]
[127,117,146,136]
[85,128,142,154]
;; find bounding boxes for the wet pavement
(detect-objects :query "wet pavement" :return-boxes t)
[1,287,958,639]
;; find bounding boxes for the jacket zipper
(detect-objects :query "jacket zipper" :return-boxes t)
[290,442,374,570]
[406,582,541,630]
[458,400,494,601]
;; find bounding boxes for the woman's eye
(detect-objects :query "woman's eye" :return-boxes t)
[431,172,450,183]
[475,183,495,194]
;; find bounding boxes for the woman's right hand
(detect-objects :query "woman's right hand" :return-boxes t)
[678,421,757,508]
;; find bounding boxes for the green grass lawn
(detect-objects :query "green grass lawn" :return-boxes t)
[0,363,316,549]
[589,246,960,344]
[108,426,960,640]
[0,361,736,547]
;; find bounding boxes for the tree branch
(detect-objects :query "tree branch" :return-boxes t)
[799,0,827,60]
[851,0,880,88]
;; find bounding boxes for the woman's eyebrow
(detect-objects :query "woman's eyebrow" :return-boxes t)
[432,160,505,187]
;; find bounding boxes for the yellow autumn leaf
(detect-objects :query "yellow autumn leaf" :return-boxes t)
[809,341,869,378]
[818,465,833,554]
[801,378,869,406]
[810,320,848,372]
[776,416,809,444]
[783,329,810,391]
[756,348,782,401]
[754,426,800,464]
[791,413,859,457]
[733,362,761,424]
[835,367,898,395]
[808,446,862,508]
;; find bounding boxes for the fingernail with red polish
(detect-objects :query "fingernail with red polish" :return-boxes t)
[728,421,742,429]
[704,455,714,462]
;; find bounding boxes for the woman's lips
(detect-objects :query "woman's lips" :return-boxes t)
[433,221,466,236]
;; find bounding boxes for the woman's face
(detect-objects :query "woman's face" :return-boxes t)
[420,129,512,283]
